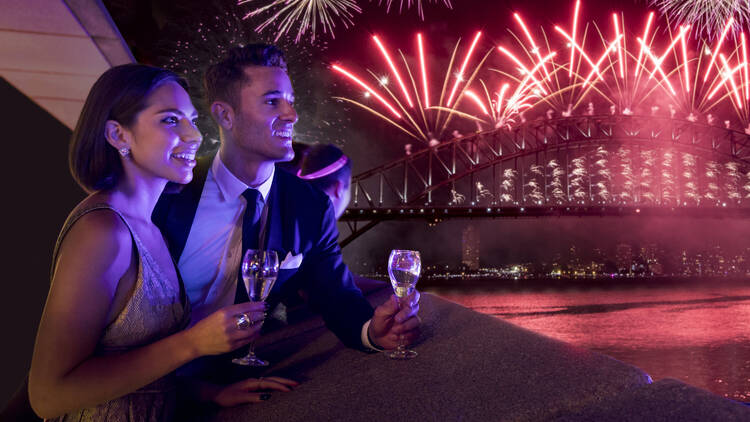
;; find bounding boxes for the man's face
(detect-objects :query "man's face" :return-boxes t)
[230,65,297,164]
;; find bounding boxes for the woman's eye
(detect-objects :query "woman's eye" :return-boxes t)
[191,118,199,126]
[162,116,178,125]
[265,99,279,106]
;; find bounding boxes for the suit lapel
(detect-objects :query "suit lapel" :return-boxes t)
[265,169,303,255]
[265,169,284,253]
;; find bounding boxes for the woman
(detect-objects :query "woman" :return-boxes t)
[28,64,296,421]
[296,144,352,219]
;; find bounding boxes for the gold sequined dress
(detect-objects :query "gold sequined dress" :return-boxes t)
[48,204,190,422]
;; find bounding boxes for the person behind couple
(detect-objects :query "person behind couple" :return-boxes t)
[28,64,295,421]
[294,144,385,296]
[296,143,351,220]
[152,44,420,369]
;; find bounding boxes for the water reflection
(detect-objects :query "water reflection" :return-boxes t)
[428,285,750,401]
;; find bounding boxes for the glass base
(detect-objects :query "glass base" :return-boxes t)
[386,348,418,360]
[232,354,269,366]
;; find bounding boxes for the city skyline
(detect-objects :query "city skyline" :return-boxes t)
[343,217,750,277]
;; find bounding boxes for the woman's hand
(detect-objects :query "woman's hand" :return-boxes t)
[184,302,267,357]
[212,377,299,407]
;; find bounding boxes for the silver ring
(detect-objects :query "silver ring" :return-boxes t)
[234,313,252,330]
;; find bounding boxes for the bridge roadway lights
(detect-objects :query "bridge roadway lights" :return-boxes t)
[340,205,750,222]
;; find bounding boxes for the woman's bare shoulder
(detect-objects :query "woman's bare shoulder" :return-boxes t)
[57,203,134,279]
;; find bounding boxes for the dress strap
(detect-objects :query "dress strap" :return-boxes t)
[51,203,141,279]
[51,202,189,323]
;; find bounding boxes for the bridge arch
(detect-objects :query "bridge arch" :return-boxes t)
[341,114,750,246]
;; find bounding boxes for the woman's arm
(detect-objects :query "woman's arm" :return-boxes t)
[28,211,263,418]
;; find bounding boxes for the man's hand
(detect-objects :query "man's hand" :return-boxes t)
[368,290,421,350]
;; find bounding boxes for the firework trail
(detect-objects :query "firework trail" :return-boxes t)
[525,164,545,204]
[333,32,492,145]
[660,19,750,126]
[569,156,588,202]
[239,0,361,43]
[373,0,452,20]
[593,146,611,203]
[547,159,566,203]
[661,150,677,204]
[500,9,675,120]
[640,150,657,203]
[500,7,750,128]
[458,77,545,131]
[649,0,750,40]
[682,152,700,204]
[500,168,518,204]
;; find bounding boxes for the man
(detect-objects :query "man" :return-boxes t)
[153,44,420,376]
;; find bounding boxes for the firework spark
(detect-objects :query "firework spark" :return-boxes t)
[500,168,518,204]
[649,0,750,40]
[525,164,545,204]
[594,146,611,203]
[452,147,748,207]
[682,152,700,204]
[373,0,453,20]
[239,0,361,43]
[569,157,588,202]
[547,159,566,203]
[661,151,677,205]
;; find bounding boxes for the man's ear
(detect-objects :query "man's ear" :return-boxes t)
[332,179,345,199]
[103,120,131,151]
[210,101,234,131]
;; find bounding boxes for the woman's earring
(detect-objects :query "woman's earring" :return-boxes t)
[118,147,130,157]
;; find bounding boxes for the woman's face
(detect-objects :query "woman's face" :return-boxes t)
[126,81,202,184]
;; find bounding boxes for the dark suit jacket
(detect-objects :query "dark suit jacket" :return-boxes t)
[152,155,374,349]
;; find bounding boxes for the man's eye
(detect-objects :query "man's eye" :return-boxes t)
[191,118,199,126]
[265,99,279,106]
[162,116,178,124]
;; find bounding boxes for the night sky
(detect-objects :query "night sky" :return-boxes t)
[103,0,750,270]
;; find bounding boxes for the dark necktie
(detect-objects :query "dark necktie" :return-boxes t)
[235,188,264,303]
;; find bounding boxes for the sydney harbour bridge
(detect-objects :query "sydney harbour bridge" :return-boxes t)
[339,114,750,246]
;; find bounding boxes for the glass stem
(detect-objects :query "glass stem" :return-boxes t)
[396,295,406,353]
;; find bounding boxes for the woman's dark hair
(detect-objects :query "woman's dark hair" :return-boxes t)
[298,144,351,193]
[69,64,188,193]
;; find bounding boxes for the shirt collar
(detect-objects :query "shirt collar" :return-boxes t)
[211,154,274,202]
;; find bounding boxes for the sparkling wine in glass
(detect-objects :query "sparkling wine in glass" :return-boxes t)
[232,249,279,366]
[386,249,421,360]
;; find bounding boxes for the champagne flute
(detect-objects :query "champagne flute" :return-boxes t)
[232,249,279,366]
[386,249,421,360]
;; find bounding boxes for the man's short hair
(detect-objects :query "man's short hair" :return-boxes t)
[203,44,287,109]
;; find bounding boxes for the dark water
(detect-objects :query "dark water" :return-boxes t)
[426,283,750,401]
